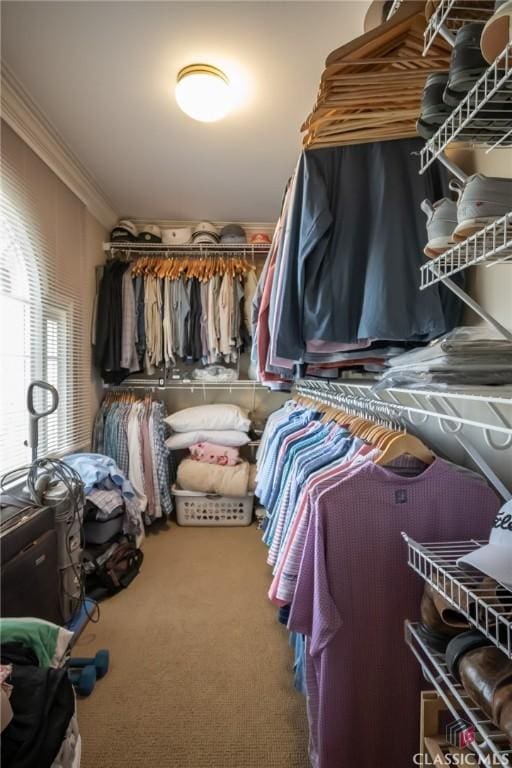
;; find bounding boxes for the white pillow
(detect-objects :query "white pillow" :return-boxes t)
[165,404,250,433]
[165,430,251,450]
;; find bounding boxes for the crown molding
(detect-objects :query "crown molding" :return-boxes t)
[1,63,118,230]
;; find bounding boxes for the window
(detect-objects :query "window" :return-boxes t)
[0,145,95,478]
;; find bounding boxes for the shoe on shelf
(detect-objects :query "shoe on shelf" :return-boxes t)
[417,72,452,139]
[458,643,512,745]
[443,23,488,107]
[419,583,470,652]
[454,173,512,240]
[421,197,458,257]
[481,0,512,64]
[445,630,494,680]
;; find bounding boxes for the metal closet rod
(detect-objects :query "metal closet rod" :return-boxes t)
[296,384,406,430]
[103,380,267,391]
[296,381,512,499]
[103,243,271,256]
[296,381,512,437]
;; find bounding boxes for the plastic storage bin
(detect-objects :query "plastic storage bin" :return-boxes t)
[171,486,254,527]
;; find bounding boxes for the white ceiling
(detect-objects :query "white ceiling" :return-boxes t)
[1,1,368,223]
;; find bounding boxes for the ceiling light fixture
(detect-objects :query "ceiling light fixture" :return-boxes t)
[175,64,232,123]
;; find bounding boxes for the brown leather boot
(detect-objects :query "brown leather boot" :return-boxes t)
[459,645,512,745]
[421,583,470,634]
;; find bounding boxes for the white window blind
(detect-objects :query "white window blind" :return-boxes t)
[0,152,94,478]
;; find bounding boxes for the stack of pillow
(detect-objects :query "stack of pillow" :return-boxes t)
[165,405,256,497]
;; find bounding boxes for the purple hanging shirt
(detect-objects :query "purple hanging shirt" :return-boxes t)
[288,457,500,768]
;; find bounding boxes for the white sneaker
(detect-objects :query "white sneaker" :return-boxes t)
[454,174,512,241]
[421,198,458,258]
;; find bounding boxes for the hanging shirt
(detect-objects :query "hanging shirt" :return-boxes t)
[288,457,500,768]
[120,265,139,372]
[175,278,191,360]
[270,140,459,365]
[266,427,353,568]
[256,408,317,507]
[243,269,258,337]
[162,278,175,368]
[200,282,209,361]
[218,272,233,361]
[134,276,146,367]
[144,276,163,373]
[270,444,378,606]
[126,404,148,512]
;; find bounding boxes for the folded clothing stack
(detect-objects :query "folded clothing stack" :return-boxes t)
[376,326,512,389]
[165,404,256,496]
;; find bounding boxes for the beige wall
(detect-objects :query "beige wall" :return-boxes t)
[1,120,107,437]
[157,387,288,428]
[467,148,512,331]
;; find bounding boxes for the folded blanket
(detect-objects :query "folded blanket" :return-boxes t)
[189,442,239,466]
[177,459,250,497]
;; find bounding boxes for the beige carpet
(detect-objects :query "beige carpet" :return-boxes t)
[76,523,310,768]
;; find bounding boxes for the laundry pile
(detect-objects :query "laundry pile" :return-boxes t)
[63,452,146,600]
[165,404,257,497]
[252,138,462,388]
[91,395,175,525]
[0,618,78,768]
[94,252,258,383]
[64,452,145,537]
[377,327,512,388]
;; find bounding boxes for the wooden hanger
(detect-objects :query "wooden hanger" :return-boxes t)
[302,1,451,148]
[375,430,434,465]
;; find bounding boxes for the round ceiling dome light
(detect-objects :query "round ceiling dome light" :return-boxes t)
[175,64,232,123]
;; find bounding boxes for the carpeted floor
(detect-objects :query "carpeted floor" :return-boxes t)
[76,523,310,768]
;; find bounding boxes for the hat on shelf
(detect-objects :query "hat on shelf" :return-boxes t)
[220,224,247,244]
[161,227,193,245]
[481,0,512,64]
[192,222,220,245]
[110,219,138,242]
[137,224,162,243]
[192,232,220,244]
[457,499,512,590]
[250,232,272,245]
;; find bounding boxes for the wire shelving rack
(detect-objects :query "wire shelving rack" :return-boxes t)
[423,0,495,54]
[420,42,512,172]
[295,379,512,498]
[406,621,512,766]
[404,536,512,658]
[102,241,271,259]
[295,380,512,438]
[420,213,512,288]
